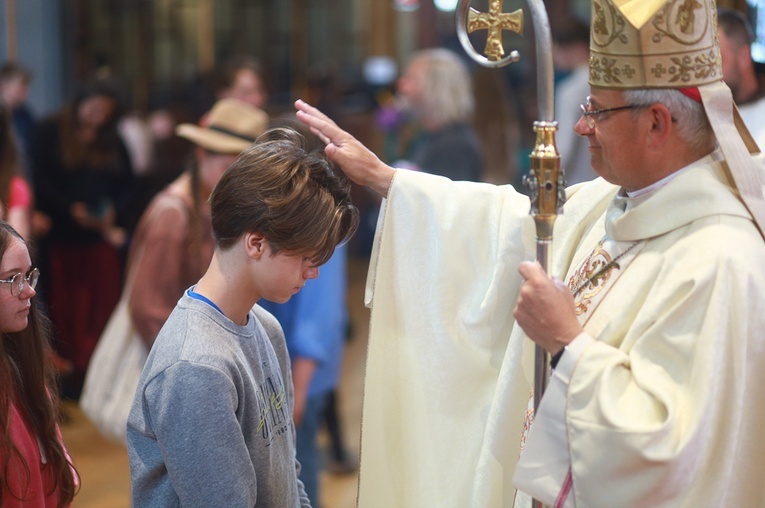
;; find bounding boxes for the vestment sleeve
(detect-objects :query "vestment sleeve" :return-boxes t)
[359,169,537,506]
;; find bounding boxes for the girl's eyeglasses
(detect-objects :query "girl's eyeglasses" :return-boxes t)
[0,268,40,296]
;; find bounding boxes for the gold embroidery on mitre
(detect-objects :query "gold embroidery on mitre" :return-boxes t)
[589,0,722,89]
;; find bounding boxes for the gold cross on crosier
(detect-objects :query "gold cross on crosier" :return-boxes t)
[467,0,523,61]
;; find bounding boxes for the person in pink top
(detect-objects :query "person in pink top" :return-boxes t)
[0,220,78,506]
[0,103,31,239]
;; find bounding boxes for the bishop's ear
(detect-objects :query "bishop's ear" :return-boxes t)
[646,102,674,147]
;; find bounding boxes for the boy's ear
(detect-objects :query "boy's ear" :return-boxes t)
[244,232,267,259]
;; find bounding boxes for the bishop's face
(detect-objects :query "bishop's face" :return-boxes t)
[574,88,647,191]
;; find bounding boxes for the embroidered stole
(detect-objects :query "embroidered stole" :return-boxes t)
[514,237,646,508]
[568,238,645,322]
[520,236,645,438]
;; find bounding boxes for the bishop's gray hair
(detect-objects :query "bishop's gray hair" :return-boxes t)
[623,88,715,153]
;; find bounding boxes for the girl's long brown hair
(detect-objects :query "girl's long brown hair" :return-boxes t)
[0,222,78,507]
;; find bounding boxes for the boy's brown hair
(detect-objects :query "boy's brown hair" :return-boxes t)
[210,127,358,264]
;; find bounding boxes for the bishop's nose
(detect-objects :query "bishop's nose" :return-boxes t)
[574,115,593,136]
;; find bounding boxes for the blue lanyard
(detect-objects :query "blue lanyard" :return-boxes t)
[186,287,224,315]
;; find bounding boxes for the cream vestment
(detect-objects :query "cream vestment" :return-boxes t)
[357,153,765,507]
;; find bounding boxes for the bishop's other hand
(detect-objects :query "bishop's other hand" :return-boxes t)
[514,261,582,355]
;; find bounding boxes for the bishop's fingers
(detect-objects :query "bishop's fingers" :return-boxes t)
[518,260,544,282]
[295,100,338,133]
[294,99,331,122]
[309,125,331,146]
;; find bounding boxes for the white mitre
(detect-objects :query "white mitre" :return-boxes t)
[588,0,765,240]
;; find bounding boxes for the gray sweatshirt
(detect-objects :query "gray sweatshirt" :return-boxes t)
[127,292,311,507]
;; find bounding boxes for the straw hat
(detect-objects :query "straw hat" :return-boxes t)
[176,98,268,154]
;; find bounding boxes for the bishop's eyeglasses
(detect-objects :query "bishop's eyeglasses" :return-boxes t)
[579,98,641,129]
[0,268,40,296]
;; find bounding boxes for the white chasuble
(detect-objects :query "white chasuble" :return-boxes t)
[358,170,533,508]
[358,169,616,507]
[513,155,765,507]
[358,155,765,508]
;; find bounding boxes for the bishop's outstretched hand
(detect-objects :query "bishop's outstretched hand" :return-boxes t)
[295,100,395,197]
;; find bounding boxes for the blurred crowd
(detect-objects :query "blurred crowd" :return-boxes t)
[0,53,363,508]
[2,9,764,505]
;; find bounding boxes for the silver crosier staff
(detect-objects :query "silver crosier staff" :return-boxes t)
[456,1,566,505]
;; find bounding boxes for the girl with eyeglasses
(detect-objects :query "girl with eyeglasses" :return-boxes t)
[0,220,78,506]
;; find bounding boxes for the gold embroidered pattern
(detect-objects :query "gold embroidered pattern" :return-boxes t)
[677,0,706,34]
[590,56,634,85]
[518,239,641,450]
[676,0,703,35]
[649,0,706,41]
[518,392,535,455]
[591,1,628,48]
[589,0,721,89]
[568,240,641,315]
[656,50,720,83]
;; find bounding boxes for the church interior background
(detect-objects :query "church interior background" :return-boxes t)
[0,0,760,506]
[0,0,758,185]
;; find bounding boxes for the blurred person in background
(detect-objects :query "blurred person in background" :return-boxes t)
[389,48,484,182]
[192,55,270,126]
[0,62,35,177]
[118,104,195,235]
[0,103,32,239]
[30,79,134,399]
[553,19,596,185]
[128,98,268,347]
[717,8,765,144]
[215,55,269,109]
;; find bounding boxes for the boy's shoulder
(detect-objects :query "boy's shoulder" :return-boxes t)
[149,297,240,366]
[145,298,288,375]
[155,298,284,358]
[251,304,282,337]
